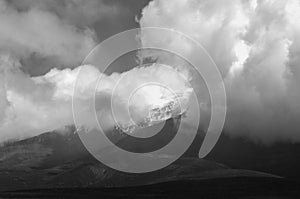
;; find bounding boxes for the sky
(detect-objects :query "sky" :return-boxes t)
[0,0,300,145]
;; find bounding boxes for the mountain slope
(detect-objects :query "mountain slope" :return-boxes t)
[0,126,282,192]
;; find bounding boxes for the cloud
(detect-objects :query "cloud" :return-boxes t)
[139,0,300,143]
[0,54,192,142]
[0,0,98,67]
[1,0,300,146]
[0,55,74,141]
[0,0,138,142]
[8,0,121,26]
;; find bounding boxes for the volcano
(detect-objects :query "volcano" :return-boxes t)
[0,124,299,198]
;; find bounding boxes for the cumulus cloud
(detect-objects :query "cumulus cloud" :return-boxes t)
[0,58,192,142]
[94,64,192,133]
[0,0,132,142]
[1,0,300,146]
[139,0,300,143]
[0,55,74,141]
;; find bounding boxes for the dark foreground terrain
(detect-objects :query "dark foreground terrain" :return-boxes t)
[1,177,300,199]
[1,127,300,198]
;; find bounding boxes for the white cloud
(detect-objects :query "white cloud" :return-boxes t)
[139,0,300,143]
[1,0,300,145]
[0,0,135,142]
[0,55,192,142]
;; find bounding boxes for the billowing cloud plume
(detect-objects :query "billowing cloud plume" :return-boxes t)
[0,55,74,141]
[139,0,300,143]
[1,0,300,146]
[0,0,133,142]
[0,56,192,142]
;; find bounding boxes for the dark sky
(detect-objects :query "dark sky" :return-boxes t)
[19,0,151,76]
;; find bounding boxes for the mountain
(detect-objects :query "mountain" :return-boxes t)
[206,133,300,179]
[0,125,300,198]
[0,126,277,188]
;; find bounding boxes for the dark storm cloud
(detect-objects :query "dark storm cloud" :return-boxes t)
[1,0,150,76]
